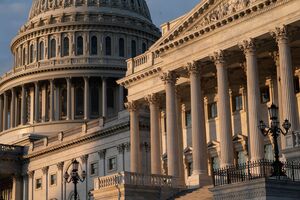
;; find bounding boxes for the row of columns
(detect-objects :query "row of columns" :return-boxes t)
[0,77,124,132]
[126,26,299,180]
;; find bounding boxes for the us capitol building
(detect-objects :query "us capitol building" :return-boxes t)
[1,0,300,200]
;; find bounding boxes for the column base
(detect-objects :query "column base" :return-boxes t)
[186,173,212,189]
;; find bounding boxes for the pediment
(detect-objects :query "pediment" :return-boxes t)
[150,0,264,51]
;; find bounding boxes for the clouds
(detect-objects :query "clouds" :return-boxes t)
[0,0,200,74]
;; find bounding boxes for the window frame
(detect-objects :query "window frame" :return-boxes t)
[35,178,42,190]
[90,162,98,176]
[108,156,117,172]
[50,173,57,187]
[208,102,218,119]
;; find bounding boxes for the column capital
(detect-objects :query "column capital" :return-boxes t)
[98,149,106,159]
[185,61,201,75]
[42,166,49,174]
[144,93,160,105]
[160,71,178,84]
[125,101,138,112]
[83,76,89,82]
[117,143,125,153]
[80,154,89,163]
[270,25,289,43]
[238,38,256,54]
[27,171,34,178]
[210,50,225,65]
[57,162,64,170]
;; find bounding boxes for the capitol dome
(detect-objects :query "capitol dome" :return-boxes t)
[0,0,160,143]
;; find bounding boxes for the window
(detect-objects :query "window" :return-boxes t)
[62,37,69,57]
[294,76,299,93]
[36,178,42,189]
[108,157,117,171]
[50,174,57,186]
[107,86,114,108]
[142,42,147,53]
[105,36,112,56]
[185,110,191,127]
[75,87,84,117]
[208,102,218,119]
[187,162,193,177]
[76,36,83,55]
[260,87,270,103]
[90,163,98,176]
[39,41,44,60]
[60,87,67,119]
[90,82,99,116]
[232,95,243,112]
[119,38,125,57]
[50,39,56,58]
[91,36,98,55]
[131,40,136,57]
[22,48,26,65]
[29,44,34,63]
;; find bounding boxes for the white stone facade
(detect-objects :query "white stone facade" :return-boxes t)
[0,0,159,199]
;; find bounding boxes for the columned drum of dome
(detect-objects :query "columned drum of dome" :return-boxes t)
[0,0,160,143]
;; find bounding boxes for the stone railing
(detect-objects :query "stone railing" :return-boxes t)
[1,57,125,83]
[94,171,174,190]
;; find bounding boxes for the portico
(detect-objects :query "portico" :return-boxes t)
[118,0,300,187]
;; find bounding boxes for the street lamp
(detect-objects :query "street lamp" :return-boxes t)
[258,104,291,176]
[64,159,86,200]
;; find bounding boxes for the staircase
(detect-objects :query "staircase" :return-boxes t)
[169,185,213,200]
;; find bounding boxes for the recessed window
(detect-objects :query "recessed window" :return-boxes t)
[29,44,34,63]
[36,178,42,189]
[119,38,125,57]
[62,37,70,57]
[76,36,84,55]
[50,174,57,186]
[208,102,218,119]
[232,95,243,112]
[39,41,44,61]
[108,157,117,171]
[185,110,191,127]
[294,76,299,94]
[90,163,98,176]
[260,87,270,103]
[131,40,136,57]
[105,36,112,56]
[91,36,98,55]
[50,38,56,58]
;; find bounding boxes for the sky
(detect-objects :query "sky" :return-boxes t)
[0,0,199,75]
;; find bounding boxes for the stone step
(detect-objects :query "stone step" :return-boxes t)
[171,185,213,200]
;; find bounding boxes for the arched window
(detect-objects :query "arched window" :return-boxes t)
[29,44,34,63]
[76,36,83,55]
[63,37,70,57]
[105,36,112,56]
[39,41,44,61]
[75,87,84,117]
[131,40,136,57]
[50,39,56,58]
[119,38,125,57]
[60,87,67,119]
[22,48,26,65]
[91,36,98,55]
[142,42,147,53]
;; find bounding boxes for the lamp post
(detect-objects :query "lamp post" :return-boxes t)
[258,104,291,176]
[64,159,86,200]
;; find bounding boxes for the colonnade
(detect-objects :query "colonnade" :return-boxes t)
[0,77,124,132]
[126,26,299,181]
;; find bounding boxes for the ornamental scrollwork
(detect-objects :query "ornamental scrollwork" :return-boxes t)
[270,25,289,43]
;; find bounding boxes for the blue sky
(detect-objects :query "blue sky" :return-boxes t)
[0,0,199,74]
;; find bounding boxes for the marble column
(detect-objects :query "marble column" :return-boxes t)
[145,94,162,175]
[84,77,90,120]
[125,101,140,173]
[239,39,264,161]
[20,85,26,125]
[3,92,8,130]
[66,78,71,120]
[211,52,234,167]
[271,26,299,131]
[57,162,64,200]
[49,80,54,122]
[34,82,40,123]
[160,71,179,177]
[0,95,3,131]
[10,88,16,128]
[102,77,107,118]
[118,85,124,112]
[12,175,23,200]
[185,62,209,180]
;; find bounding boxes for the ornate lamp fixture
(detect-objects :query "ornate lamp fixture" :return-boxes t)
[258,104,291,176]
[64,159,86,200]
